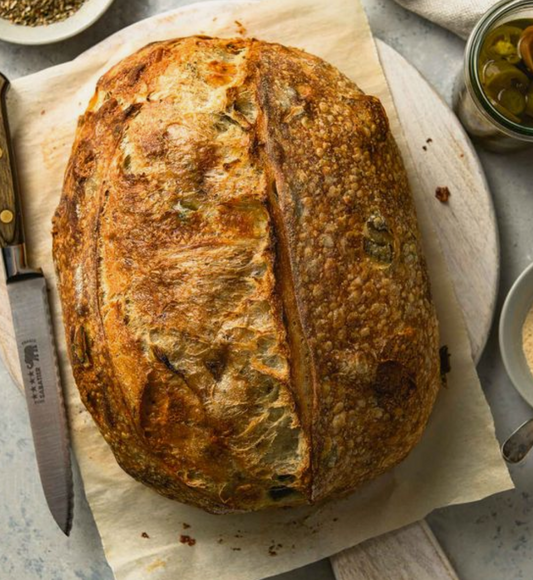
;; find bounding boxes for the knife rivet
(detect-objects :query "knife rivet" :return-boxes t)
[0,209,13,224]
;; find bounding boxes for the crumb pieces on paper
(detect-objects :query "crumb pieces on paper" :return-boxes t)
[439,345,451,388]
[141,532,150,539]
[440,345,451,375]
[435,186,451,203]
[235,20,246,35]
[179,535,196,546]
[268,542,283,556]
[182,522,191,529]
[426,138,433,144]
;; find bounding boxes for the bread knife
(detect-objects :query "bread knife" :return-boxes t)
[0,74,73,535]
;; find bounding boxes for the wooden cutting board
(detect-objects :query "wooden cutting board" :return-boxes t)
[0,40,497,580]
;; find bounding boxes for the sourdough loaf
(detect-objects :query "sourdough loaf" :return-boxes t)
[52,37,440,513]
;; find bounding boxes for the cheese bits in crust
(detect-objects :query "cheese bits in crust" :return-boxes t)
[52,37,440,513]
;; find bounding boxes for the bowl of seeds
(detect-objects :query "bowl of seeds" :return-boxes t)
[0,0,115,44]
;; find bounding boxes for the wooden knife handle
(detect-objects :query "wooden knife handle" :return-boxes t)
[0,73,24,249]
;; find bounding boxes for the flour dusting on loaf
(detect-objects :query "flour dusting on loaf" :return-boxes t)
[52,37,440,513]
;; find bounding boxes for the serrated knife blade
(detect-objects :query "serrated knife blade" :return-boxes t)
[0,73,73,535]
[7,276,73,535]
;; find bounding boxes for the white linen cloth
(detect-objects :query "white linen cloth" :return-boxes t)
[393,0,499,38]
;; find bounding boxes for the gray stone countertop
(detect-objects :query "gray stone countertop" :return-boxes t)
[1,1,532,579]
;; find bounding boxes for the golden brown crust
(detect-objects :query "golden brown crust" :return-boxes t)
[52,37,440,513]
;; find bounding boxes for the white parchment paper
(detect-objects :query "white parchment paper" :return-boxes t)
[0,0,513,579]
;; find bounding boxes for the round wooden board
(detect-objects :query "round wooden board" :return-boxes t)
[0,41,498,390]
[376,40,499,362]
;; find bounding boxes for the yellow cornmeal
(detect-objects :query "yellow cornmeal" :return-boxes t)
[522,306,533,375]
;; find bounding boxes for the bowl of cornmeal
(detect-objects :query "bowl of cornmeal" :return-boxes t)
[500,262,533,407]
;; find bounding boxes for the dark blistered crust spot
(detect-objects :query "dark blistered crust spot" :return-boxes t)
[268,486,296,500]
[70,139,95,183]
[373,361,417,403]
[204,345,229,381]
[152,346,183,375]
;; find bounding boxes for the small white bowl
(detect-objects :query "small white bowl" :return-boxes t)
[500,261,533,407]
[0,0,114,45]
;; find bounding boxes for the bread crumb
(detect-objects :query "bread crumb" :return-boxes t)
[235,20,246,35]
[141,532,149,538]
[182,522,191,529]
[179,535,196,546]
[435,186,451,203]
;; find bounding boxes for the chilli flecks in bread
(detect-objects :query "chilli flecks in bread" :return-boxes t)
[52,37,441,514]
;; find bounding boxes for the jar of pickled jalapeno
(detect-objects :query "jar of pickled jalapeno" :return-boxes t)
[454,0,533,151]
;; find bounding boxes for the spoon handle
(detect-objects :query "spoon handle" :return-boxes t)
[502,418,533,463]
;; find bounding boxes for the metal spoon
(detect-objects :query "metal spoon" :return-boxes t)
[502,418,533,463]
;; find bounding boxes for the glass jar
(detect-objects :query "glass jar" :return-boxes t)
[453,0,533,152]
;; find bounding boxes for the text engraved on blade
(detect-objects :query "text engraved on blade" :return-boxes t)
[21,339,45,404]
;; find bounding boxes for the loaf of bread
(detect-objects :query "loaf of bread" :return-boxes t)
[52,37,440,514]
